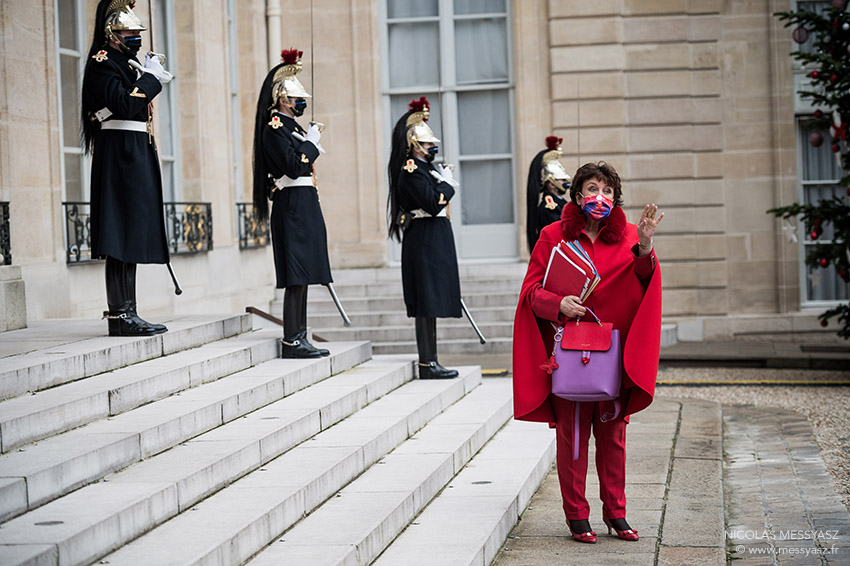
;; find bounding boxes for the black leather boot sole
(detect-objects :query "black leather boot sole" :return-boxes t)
[418,362,459,379]
[106,313,162,337]
[280,332,329,358]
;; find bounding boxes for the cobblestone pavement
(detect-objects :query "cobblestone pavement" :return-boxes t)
[724,405,850,565]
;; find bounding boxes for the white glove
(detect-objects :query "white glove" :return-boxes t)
[305,123,322,146]
[142,53,173,84]
[435,163,459,187]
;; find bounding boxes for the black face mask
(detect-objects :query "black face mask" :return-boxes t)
[293,100,307,117]
[122,36,143,57]
[425,146,439,163]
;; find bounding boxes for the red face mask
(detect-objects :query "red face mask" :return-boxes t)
[582,194,613,220]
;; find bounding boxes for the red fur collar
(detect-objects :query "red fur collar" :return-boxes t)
[560,202,626,244]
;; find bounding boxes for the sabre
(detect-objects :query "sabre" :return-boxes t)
[167,262,183,295]
[460,298,486,344]
[324,283,351,326]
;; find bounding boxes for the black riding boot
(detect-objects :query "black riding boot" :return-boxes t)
[104,256,158,337]
[125,262,167,334]
[281,285,329,358]
[415,316,458,379]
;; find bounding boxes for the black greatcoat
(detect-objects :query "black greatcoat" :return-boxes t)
[261,112,332,287]
[398,157,462,318]
[83,45,169,264]
[536,192,566,235]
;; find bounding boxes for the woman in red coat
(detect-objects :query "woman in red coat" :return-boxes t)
[512,162,663,543]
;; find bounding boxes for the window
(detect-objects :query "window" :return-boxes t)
[154,0,180,201]
[55,0,87,202]
[381,0,516,259]
[797,119,848,304]
[792,2,847,305]
[227,0,242,200]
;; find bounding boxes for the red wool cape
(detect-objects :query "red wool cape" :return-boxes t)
[512,204,663,423]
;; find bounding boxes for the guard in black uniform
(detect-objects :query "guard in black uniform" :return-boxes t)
[525,136,571,253]
[81,0,174,336]
[387,97,461,379]
[252,49,331,358]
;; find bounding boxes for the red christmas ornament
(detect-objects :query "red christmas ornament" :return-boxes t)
[811,230,820,239]
[847,187,850,196]
[831,73,839,82]
[832,143,840,152]
[811,70,820,79]
[820,258,829,267]
[833,0,846,10]
[833,19,840,29]
[821,319,829,327]
[810,132,824,147]
[793,26,810,44]
[840,269,849,282]
[815,109,823,118]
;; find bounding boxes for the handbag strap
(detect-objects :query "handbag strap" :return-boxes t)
[575,307,602,326]
[571,400,621,461]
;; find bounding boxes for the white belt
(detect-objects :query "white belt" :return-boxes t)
[410,208,447,219]
[274,175,314,190]
[101,120,147,133]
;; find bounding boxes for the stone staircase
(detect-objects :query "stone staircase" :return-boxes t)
[0,314,554,566]
[272,263,529,356]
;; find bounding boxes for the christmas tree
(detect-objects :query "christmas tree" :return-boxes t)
[770,2,850,339]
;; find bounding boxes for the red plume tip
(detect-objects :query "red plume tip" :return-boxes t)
[545,136,562,151]
[129,1,136,8]
[280,48,303,65]
[408,96,430,118]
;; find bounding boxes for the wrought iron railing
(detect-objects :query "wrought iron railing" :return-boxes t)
[63,202,98,264]
[164,202,213,255]
[236,202,270,249]
[0,202,10,265]
[63,201,213,264]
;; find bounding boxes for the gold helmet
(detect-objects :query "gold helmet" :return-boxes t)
[271,49,311,108]
[104,0,146,36]
[405,97,440,153]
[541,136,570,190]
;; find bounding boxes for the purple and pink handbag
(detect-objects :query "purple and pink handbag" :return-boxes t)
[550,308,622,459]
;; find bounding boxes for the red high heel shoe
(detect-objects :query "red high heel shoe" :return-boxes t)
[603,518,639,541]
[567,520,597,544]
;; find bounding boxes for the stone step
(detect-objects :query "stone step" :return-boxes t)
[93,367,482,566]
[0,314,251,401]
[309,305,518,329]
[312,263,528,286]
[313,320,514,343]
[373,337,514,355]
[0,355,413,566]
[315,278,524,299]
[244,379,514,566]
[0,328,286,453]
[0,341,370,523]
[371,418,555,566]
[294,291,521,316]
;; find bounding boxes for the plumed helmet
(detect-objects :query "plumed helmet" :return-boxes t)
[271,49,311,107]
[104,0,146,35]
[405,97,440,149]
[541,136,570,188]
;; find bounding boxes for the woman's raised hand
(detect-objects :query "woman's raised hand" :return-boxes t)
[637,203,664,248]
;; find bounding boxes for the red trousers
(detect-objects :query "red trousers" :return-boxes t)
[551,395,627,521]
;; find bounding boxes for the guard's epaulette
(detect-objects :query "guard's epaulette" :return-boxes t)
[544,195,557,210]
[268,115,283,129]
[403,159,417,173]
[92,50,109,63]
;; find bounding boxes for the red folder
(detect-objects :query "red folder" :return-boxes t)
[542,240,600,302]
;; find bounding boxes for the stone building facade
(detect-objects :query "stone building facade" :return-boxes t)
[0,0,839,339]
